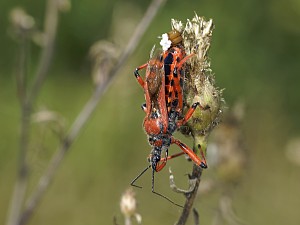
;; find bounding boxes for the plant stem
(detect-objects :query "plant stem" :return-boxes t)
[176,164,203,225]
[27,0,59,103]
[176,135,208,225]
[6,30,31,225]
[6,1,60,225]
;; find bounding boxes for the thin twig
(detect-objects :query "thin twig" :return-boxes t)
[6,36,31,225]
[169,167,197,194]
[7,100,31,225]
[19,0,166,224]
[27,0,59,103]
[6,2,60,225]
[176,164,203,225]
[16,36,28,104]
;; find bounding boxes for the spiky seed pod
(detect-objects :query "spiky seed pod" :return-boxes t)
[171,14,224,156]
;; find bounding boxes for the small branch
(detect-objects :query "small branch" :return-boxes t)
[19,140,68,225]
[18,0,166,224]
[6,35,31,225]
[16,35,28,105]
[6,2,60,225]
[27,0,59,103]
[169,167,197,194]
[176,164,203,225]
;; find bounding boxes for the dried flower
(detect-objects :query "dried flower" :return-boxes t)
[169,13,224,157]
[9,7,35,37]
[120,188,142,225]
[89,40,120,85]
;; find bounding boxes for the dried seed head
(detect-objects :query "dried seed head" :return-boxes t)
[9,7,35,36]
[171,19,183,33]
[169,13,224,155]
[120,188,142,224]
[89,40,120,85]
[120,188,137,217]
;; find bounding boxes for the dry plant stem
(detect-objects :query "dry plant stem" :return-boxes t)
[16,36,28,104]
[176,164,203,225]
[19,0,166,224]
[7,1,63,225]
[6,36,31,225]
[28,0,59,102]
[169,168,197,194]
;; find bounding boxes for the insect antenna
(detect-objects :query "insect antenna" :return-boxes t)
[131,165,151,188]
[151,168,183,208]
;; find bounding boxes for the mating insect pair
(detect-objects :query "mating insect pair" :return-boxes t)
[131,33,207,206]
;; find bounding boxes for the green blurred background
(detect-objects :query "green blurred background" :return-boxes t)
[1,0,300,224]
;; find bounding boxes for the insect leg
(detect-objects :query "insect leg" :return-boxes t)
[134,63,147,87]
[161,152,185,161]
[176,53,195,69]
[176,102,199,127]
[154,149,168,172]
[130,165,151,188]
[176,102,210,127]
[171,137,207,169]
[155,150,188,172]
[151,168,183,208]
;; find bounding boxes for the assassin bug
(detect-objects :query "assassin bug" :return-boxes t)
[131,43,207,206]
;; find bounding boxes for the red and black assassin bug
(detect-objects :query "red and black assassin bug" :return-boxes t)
[131,45,207,206]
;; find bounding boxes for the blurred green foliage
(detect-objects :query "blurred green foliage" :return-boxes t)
[1,0,300,225]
